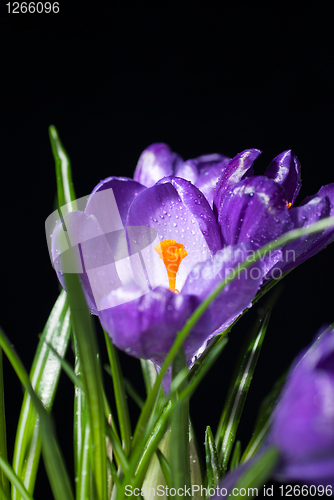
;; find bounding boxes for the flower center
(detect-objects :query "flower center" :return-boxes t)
[286,202,292,209]
[154,239,188,293]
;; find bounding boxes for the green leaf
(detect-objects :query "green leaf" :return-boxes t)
[63,273,107,500]
[205,426,220,490]
[233,447,279,499]
[0,456,35,500]
[0,327,73,500]
[46,340,84,390]
[0,347,9,497]
[170,346,191,497]
[230,441,241,471]
[241,372,286,463]
[124,334,228,498]
[49,125,107,500]
[12,290,71,500]
[156,449,171,488]
[216,309,271,474]
[76,411,91,500]
[104,331,131,456]
[123,379,144,410]
[140,359,159,395]
[48,125,76,211]
[72,333,88,499]
[131,213,334,463]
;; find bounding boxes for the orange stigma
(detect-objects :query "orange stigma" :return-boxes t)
[154,239,187,293]
[286,202,292,209]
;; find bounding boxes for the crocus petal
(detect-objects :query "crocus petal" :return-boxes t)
[264,150,302,205]
[133,143,183,188]
[270,327,334,486]
[86,177,146,225]
[98,285,210,363]
[126,179,221,291]
[51,211,123,314]
[182,243,264,344]
[157,176,222,254]
[99,244,264,366]
[275,457,334,488]
[219,176,293,247]
[268,195,332,275]
[175,153,230,207]
[213,149,261,213]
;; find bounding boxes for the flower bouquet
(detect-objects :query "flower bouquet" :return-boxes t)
[0,127,333,500]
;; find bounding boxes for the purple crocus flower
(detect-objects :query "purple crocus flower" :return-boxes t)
[51,174,264,369]
[135,144,334,279]
[51,143,334,369]
[270,325,334,487]
[212,326,334,494]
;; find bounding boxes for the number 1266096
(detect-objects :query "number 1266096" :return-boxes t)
[6,2,59,13]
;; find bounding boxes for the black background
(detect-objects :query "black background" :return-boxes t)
[1,2,334,497]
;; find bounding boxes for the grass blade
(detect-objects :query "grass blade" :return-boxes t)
[12,290,71,500]
[0,456,34,500]
[205,426,220,490]
[0,347,9,497]
[241,372,286,463]
[49,125,107,499]
[0,327,73,500]
[64,273,107,500]
[216,310,271,474]
[230,441,241,471]
[170,347,191,497]
[104,331,131,456]
[233,447,279,499]
[73,334,88,498]
[48,125,76,211]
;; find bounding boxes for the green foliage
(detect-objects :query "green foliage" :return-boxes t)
[1,127,334,498]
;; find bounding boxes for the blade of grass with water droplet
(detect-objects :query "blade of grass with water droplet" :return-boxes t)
[205,426,221,490]
[49,125,107,499]
[216,310,271,474]
[0,327,73,500]
[0,456,35,500]
[170,346,191,496]
[12,290,71,500]
[104,331,131,457]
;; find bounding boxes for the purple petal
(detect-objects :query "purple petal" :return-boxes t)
[275,457,334,489]
[98,285,210,362]
[270,327,334,485]
[264,150,302,205]
[219,176,293,248]
[175,153,230,206]
[182,243,264,341]
[86,177,146,225]
[126,179,221,291]
[52,211,123,315]
[269,195,332,274]
[301,183,334,208]
[213,149,262,213]
[133,143,183,188]
[157,176,222,253]
[268,184,334,275]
